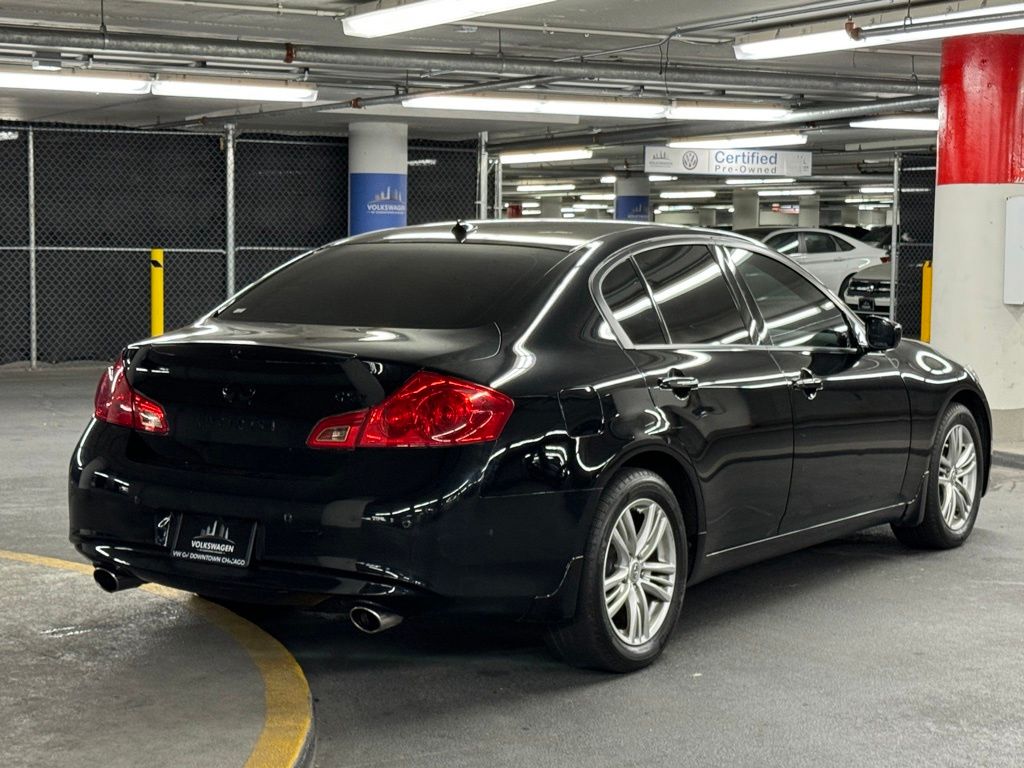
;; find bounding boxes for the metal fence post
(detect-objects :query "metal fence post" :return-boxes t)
[476,131,489,219]
[492,157,503,219]
[889,152,901,323]
[225,123,236,298]
[27,129,37,369]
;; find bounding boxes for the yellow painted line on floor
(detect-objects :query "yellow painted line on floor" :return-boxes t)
[0,549,314,768]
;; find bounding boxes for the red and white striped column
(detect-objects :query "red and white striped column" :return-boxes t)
[933,33,1024,440]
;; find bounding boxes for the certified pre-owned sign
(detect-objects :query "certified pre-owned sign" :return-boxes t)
[645,146,812,177]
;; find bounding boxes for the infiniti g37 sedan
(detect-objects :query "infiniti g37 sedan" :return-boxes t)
[70,221,991,672]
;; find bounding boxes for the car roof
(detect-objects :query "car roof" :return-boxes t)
[348,219,738,251]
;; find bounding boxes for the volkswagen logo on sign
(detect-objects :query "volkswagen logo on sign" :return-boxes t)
[681,151,700,170]
[222,384,256,406]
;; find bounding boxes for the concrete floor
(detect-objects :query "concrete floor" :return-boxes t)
[2,367,1023,767]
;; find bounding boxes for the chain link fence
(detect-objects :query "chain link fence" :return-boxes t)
[891,152,937,340]
[0,124,481,366]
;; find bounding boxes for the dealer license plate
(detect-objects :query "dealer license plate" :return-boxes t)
[171,514,256,568]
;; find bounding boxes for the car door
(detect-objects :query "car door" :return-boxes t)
[725,244,912,533]
[596,238,794,553]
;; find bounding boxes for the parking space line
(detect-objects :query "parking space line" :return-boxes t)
[0,549,315,768]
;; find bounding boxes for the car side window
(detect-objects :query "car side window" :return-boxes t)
[728,248,853,348]
[803,232,837,254]
[633,245,750,345]
[765,232,799,254]
[834,235,855,252]
[599,258,667,345]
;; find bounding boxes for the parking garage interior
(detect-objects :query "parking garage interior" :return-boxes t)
[1,2,1023,766]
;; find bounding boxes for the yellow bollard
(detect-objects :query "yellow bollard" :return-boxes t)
[150,248,164,337]
[920,260,933,343]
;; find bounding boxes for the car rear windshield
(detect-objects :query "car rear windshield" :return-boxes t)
[219,242,569,329]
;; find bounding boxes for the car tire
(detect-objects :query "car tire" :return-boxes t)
[544,468,687,673]
[892,404,984,550]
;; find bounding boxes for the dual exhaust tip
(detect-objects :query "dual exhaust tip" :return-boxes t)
[349,604,403,634]
[93,566,142,593]
[94,566,403,634]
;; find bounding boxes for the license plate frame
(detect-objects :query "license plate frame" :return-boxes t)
[171,513,257,569]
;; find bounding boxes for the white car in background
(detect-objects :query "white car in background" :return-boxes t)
[737,227,887,296]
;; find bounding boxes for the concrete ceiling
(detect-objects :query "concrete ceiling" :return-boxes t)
[0,0,975,198]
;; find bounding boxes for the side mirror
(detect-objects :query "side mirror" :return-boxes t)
[865,315,902,351]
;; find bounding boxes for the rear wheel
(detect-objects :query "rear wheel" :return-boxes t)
[892,404,983,549]
[545,468,687,672]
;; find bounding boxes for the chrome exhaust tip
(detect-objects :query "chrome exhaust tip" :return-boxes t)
[93,567,142,593]
[349,604,403,634]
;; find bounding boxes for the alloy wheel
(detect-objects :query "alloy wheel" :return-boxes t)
[937,424,978,533]
[603,498,677,646]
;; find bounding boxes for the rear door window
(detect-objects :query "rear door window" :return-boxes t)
[803,232,839,254]
[633,245,749,345]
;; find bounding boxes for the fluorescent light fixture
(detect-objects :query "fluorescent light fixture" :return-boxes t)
[0,66,151,95]
[520,201,540,208]
[516,183,576,193]
[844,196,892,204]
[580,193,615,201]
[858,203,890,211]
[600,175,617,184]
[669,132,807,149]
[404,93,667,119]
[648,175,678,182]
[660,190,716,200]
[152,75,318,102]
[850,116,939,132]
[521,208,541,215]
[667,100,789,121]
[860,186,895,194]
[563,212,577,218]
[725,177,796,185]
[562,206,579,213]
[735,4,1024,60]
[0,131,19,141]
[656,204,695,212]
[757,188,816,197]
[573,203,609,210]
[342,0,556,38]
[500,148,593,165]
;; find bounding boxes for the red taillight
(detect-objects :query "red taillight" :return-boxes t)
[94,357,169,435]
[881,255,892,263]
[306,371,514,450]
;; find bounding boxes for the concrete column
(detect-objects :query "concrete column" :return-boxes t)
[798,195,820,227]
[614,177,651,222]
[348,122,407,236]
[731,191,758,229]
[933,34,1024,440]
[698,208,717,227]
[841,204,860,225]
[540,197,562,218]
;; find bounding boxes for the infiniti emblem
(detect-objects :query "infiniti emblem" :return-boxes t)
[222,384,256,405]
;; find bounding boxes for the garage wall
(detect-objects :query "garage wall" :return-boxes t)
[0,125,479,365]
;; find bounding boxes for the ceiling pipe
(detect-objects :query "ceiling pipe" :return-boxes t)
[0,24,939,97]
[486,95,939,152]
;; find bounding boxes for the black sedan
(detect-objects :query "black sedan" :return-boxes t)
[71,221,991,672]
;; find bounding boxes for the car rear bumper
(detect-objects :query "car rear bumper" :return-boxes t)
[69,421,598,620]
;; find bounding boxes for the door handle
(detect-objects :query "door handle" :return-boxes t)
[658,374,700,397]
[791,368,823,400]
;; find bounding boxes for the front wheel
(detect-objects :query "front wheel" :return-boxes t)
[892,404,984,549]
[545,468,687,673]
